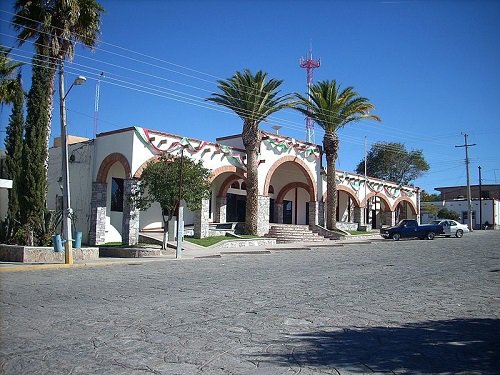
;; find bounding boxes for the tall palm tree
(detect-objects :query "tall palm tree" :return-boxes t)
[295,80,381,230]
[207,69,293,235]
[13,0,104,143]
[0,46,23,105]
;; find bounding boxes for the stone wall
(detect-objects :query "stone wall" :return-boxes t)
[194,199,210,238]
[210,238,276,248]
[256,196,270,236]
[122,179,140,246]
[0,245,99,263]
[89,182,107,245]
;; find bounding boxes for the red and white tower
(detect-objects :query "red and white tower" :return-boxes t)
[300,49,320,144]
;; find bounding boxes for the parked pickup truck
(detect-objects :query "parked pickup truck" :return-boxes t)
[380,219,444,241]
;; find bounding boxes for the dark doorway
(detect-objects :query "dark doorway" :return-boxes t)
[269,198,275,223]
[371,209,377,229]
[305,202,310,225]
[227,193,246,222]
[283,200,293,224]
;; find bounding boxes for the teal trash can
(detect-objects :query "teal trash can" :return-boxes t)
[73,231,82,249]
[52,234,63,252]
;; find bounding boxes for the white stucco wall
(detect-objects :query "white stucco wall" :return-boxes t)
[48,141,94,243]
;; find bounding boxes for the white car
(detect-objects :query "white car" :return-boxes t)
[432,219,470,238]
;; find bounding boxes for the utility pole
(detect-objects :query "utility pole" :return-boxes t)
[364,136,368,226]
[478,166,482,229]
[455,134,476,231]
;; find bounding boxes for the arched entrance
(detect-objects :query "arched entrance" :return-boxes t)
[393,197,418,223]
[264,157,316,226]
[210,166,246,223]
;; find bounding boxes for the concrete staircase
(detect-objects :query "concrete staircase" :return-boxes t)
[265,224,329,243]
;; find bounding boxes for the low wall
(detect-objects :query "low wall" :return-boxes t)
[0,244,99,263]
[99,247,162,258]
[211,238,276,249]
[336,222,359,231]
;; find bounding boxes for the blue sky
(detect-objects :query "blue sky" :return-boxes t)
[1,0,499,194]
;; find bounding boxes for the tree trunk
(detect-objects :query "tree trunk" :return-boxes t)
[242,121,261,235]
[323,131,339,230]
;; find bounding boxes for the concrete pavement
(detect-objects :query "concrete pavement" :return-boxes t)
[1,230,498,374]
[0,234,382,272]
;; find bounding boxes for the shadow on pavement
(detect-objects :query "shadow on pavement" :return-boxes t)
[254,318,500,374]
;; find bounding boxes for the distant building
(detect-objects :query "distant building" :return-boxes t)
[436,184,500,200]
[421,184,500,229]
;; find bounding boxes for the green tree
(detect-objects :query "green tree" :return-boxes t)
[0,46,23,105]
[13,0,104,150]
[20,58,51,243]
[129,154,211,249]
[207,69,293,235]
[295,80,380,230]
[4,73,24,239]
[422,202,439,219]
[437,207,460,221]
[421,190,441,202]
[355,142,429,185]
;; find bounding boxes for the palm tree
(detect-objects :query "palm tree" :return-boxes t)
[12,0,104,143]
[207,69,293,235]
[0,46,23,105]
[295,80,381,230]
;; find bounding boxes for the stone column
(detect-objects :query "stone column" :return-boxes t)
[194,198,210,239]
[122,179,140,246]
[318,201,325,227]
[354,206,366,230]
[276,203,284,224]
[256,195,270,236]
[89,182,107,245]
[214,197,227,223]
[308,201,319,227]
[384,210,396,227]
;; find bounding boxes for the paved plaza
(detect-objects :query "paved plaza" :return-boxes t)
[1,231,499,374]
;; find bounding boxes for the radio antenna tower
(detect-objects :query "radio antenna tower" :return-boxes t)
[300,48,320,144]
[93,72,104,137]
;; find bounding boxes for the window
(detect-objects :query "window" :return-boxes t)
[111,177,124,212]
[230,181,239,189]
[241,182,247,190]
[268,185,274,194]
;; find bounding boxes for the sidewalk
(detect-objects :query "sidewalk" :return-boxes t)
[0,234,381,272]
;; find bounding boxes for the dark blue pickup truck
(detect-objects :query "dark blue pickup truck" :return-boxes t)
[380,219,444,241]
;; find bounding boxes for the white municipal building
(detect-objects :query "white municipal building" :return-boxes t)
[46,126,420,245]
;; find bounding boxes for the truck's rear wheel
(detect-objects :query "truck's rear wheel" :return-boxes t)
[426,232,435,240]
[392,233,401,241]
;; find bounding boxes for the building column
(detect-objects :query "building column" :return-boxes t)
[122,179,140,246]
[318,201,325,227]
[256,195,270,236]
[308,201,319,227]
[276,203,284,224]
[89,182,107,245]
[384,210,396,227]
[354,206,366,230]
[194,198,210,238]
[214,197,227,223]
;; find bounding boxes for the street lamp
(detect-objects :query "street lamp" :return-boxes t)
[59,73,86,264]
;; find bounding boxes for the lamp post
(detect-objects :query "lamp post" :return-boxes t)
[176,146,186,259]
[59,72,86,264]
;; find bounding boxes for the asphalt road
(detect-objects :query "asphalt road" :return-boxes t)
[1,231,499,374]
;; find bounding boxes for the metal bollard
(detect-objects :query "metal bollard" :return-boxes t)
[52,234,64,252]
[73,231,82,249]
